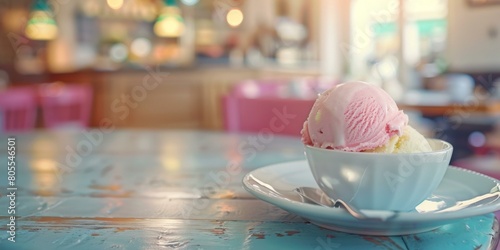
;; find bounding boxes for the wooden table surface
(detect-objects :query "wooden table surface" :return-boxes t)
[0,130,498,250]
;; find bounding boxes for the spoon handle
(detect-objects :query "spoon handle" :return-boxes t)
[334,199,367,219]
[295,187,398,221]
[438,191,500,213]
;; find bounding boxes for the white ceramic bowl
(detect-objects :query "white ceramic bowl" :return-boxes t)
[304,139,453,211]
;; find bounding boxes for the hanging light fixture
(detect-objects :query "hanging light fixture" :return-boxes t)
[25,0,58,40]
[154,0,184,38]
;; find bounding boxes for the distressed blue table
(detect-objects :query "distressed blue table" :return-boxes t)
[0,130,498,249]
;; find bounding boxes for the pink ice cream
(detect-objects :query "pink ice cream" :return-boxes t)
[301,81,409,152]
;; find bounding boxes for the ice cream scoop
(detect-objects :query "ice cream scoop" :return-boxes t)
[301,81,411,152]
[367,125,432,153]
[302,81,449,211]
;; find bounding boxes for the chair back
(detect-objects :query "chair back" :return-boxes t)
[223,95,314,136]
[230,79,288,98]
[39,83,93,129]
[222,78,338,136]
[0,88,37,133]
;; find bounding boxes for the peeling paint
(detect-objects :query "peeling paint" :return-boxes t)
[89,184,122,191]
[413,235,421,242]
[251,233,266,239]
[362,236,383,246]
[379,236,404,250]
[285,230,300,236]
[326,234,335,238]
[210,228,226,235]
[114,227,134,233]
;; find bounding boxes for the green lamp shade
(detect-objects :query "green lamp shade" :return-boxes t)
[25,0,58,40]
[154,6,184,37]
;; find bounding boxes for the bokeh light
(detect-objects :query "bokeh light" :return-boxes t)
[109,43,128,62]
[181,0,200,6]
[107,0,124,10]
[131,38,152,57]
[226,8,243,27]
[469,131,486,148]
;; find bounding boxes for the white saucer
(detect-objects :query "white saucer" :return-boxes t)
[243,160,500,236]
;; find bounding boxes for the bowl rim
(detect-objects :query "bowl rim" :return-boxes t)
[304,138,453,156]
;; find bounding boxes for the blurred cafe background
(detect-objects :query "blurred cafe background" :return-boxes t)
[1,0,500,167]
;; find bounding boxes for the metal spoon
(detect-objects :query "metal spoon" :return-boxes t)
[436,183,500,213]
[295,187,398,221]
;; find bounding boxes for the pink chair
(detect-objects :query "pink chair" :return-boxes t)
[39,83,93,129]
[230,79,288,98]
[0,88,37,133]
[223,96,314,136]
[230,78,331,99]
[222,80,320,136]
